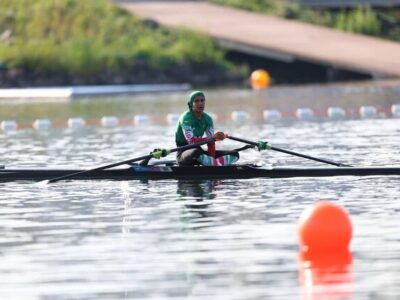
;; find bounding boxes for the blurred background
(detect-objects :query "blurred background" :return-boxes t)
[0,0,400,87]
[1,0,399,126]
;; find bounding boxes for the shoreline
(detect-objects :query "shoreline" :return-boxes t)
[1,78,399,101]
[0,83,191,100]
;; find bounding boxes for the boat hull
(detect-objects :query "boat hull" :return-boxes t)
[1,165,400,182]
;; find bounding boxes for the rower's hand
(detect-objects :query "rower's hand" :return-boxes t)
[257,141,270,151]
[213,131,226,141]
[152,148,169,159]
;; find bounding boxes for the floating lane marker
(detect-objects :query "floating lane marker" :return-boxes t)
[231,111,250,122]
[33,119,52,130]
[391,104,400,117]
[1,120,18,131]
[133,114,151,125]
[359,106,377,118]
[296,108,314,120]
[327,106,346,119]
[298,200,352,253]
[166,113,180,125]
[2,104,398,132]
[263,110,282,122]
[298,201,353,290]
[101,116,119,127]
[298,200,353,290]
[67,117,86,129]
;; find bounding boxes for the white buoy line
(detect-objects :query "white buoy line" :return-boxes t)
[1,104,399,131]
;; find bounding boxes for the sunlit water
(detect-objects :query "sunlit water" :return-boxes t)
[0,88,400,300]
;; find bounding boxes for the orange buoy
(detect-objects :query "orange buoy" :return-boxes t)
[250,69,271,90]
[298,201,352,253]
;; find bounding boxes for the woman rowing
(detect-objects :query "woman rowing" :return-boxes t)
[175,90,240,166]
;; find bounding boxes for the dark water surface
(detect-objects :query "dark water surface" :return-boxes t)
[0,89,399,299]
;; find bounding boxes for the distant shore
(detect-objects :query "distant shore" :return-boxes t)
[0,0,247,89]
[0,65,245,89]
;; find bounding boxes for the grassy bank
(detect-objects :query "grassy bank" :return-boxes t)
[0,0,247,87]
[208,0,400,40]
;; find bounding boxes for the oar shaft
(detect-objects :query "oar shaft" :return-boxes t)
[47,153,152,183]
[228,135,350,167]
[270,146,345,167]
[227,135,258,146]
[47,138,214,183]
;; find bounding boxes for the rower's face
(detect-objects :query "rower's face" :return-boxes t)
[192,96,205,114]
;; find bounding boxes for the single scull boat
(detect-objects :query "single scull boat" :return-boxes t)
[1,164,399,182]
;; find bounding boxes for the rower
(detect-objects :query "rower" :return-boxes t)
[175,90,239,166]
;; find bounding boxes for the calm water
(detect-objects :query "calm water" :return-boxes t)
[0,87,400,299]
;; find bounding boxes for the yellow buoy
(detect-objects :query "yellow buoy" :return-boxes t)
[250,69,271,90]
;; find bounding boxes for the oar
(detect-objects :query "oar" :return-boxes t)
[227,135,352,167]
[45,138,215,183]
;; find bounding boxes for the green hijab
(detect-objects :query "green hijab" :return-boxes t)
[187,91,205,111]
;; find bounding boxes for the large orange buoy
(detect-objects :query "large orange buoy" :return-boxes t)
[250,69,271,90]
[298,201,352,253]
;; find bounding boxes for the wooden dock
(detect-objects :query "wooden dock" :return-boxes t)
[117,1,400,79]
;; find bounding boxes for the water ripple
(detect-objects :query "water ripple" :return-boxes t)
[0,118,399,299]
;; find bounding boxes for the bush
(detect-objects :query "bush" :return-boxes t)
[0,0,242,85]
[207,0,399,40]
[334,7,380,36]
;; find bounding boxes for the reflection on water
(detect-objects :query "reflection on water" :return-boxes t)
[0,89,400,299]
[177,180,218,200]
[299,250,354,300]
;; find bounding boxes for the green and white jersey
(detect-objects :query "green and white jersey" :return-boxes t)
[175,111,214,146]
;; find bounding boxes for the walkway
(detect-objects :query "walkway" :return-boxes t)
[117,1,400,78]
